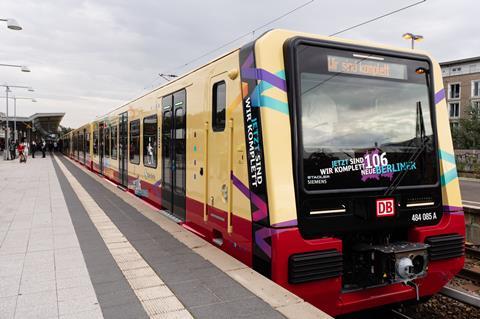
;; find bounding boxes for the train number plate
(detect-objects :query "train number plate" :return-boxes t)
[376,198,395,217]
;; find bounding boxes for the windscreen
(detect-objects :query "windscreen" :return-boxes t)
[297,45,437,191]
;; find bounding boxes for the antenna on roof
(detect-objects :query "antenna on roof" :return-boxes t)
[159,73,178,82]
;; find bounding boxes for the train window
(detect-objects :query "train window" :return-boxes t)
[93,126,98,155]
[129,119,140,164]
[111,125,117,159]
[212,81,226,131]
[143,115,157,168]
[105,127,110,158]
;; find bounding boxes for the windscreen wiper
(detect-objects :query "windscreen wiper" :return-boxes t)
[383,101,428,196]
[383,136,429,196]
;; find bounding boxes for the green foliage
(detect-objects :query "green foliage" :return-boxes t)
[451,104,480,149]
[59,125,73,134]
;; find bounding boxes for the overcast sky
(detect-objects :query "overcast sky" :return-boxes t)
[0,0,478,127]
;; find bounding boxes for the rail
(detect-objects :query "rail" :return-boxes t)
[440,286,480,308]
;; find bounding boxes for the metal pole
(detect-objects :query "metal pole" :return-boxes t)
[14,97,17,144]
[5,86,10,160]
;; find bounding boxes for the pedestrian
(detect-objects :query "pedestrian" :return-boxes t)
[9,140,16,160]
[54,141,58,152]
[23,139,29,161]
[41,139,46,158]
[17,139,26,163]
[31,140,36,158]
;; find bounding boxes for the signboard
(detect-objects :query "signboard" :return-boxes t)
[327,55,408,80]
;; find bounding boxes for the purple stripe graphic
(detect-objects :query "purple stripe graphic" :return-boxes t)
[231,172,268,222]
[443,205,463,213]
[435,89,445,104]
[255,227,289,258]
[271,219,297,228]
[241,68,287,92]
[242,52,254,69]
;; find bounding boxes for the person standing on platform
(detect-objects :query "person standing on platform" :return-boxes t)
[9,140,16,160]
[31,140,36,158]
[41,139,46,158]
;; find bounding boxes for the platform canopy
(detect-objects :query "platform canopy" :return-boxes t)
[29,112,65,137]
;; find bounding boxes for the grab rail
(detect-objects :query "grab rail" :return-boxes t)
[203,122,209,222]
[227,118,234,234]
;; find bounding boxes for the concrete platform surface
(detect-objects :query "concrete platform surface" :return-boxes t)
[0,155,331,319]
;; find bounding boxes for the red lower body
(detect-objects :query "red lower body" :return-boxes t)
[270,211,465,316]
[66,154,465,316]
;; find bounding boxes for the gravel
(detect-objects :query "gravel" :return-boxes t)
[399,294,480,319]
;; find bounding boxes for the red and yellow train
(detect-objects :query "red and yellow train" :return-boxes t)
[62,29,465,316]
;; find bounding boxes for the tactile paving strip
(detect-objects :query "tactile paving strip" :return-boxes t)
[55,156,194,319]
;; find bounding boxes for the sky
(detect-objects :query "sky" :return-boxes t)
[0,0,478,128]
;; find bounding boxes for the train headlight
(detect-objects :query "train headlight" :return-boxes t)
[396,257,415,280]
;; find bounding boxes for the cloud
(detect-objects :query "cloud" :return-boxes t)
[0,0,477,127]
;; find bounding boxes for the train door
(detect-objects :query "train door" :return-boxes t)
[161,90,186,221]
[76,132,80,160]
[207,74,229,230]
[83,129,86,164]
[99,123,104,174]
[119,112,128,187]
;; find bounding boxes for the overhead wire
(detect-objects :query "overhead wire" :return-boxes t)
[145,0,427,90]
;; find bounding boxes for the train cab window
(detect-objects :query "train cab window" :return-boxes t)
[111,125,117,159]
[212,81,226,131]
[129,119,140,164]
[105,127,110,158]
[143,115,157,168]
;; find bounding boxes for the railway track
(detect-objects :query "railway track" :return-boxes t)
[458,267,480,283]
[390,309,414,319]
[466,246,480,260]
[440,286,480,308]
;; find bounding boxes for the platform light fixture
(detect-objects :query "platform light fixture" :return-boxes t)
[0,18,22,30]
[402,33,424,49]
[0,63,31,72]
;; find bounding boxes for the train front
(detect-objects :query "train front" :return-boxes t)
[239,31,465,316]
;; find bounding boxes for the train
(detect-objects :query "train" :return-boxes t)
[61,29,465,316]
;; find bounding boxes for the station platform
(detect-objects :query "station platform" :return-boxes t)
[0,154,331,319]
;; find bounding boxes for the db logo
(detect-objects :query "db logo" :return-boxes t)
[376,198,395,217]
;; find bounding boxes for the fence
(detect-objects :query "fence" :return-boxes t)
[455,149,480,178]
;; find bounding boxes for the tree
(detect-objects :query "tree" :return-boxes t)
[58,125,73,135]
[451,104,480,149]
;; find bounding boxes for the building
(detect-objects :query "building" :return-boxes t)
[440,56,480,128]
[0,112,64,150]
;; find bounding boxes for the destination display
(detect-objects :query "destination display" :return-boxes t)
[327,55,408,80]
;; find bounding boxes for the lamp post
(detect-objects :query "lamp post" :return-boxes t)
[0,63,30,72]
[402,33,424,49]
[0,85,34,160]
[0,18,22,30]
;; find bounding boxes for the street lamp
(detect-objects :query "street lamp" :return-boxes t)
[0,85,34,160]
[0,63,31,72]
[0,18,22,30]
[402,33,424,49]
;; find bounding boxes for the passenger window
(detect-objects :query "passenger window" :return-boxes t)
[111,126,117,159]
[143,115,158,168]
[212,81,226,131]
[105,127,110,158]
[129,119,140,164]
[93,126,98,155]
